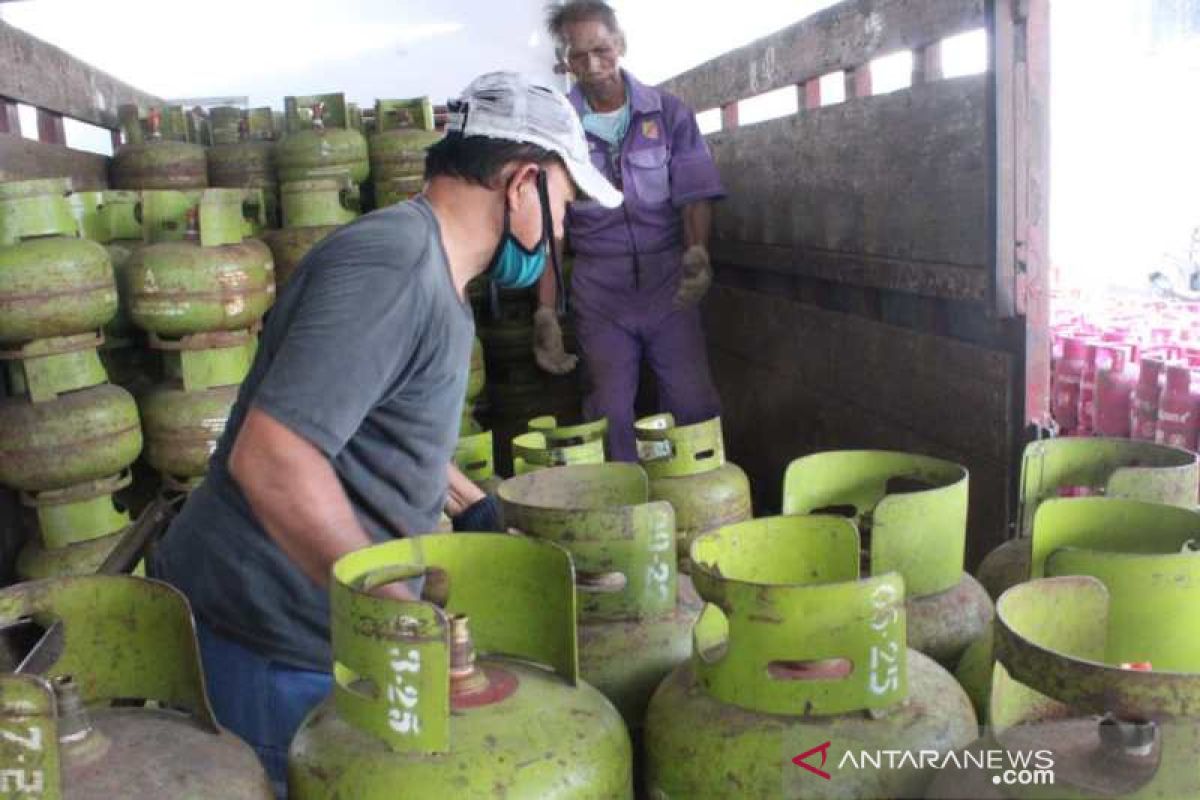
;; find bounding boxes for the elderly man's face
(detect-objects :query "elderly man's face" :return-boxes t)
[562,19,623,100]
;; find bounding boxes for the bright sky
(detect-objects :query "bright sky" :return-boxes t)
[0,0,837,109]
[1049,0,1200,290]
[4,0,1195,289]
[1,0,557,112]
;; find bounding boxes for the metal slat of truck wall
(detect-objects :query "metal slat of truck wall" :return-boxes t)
[0,132,108,188]
[0,19,161,130]
[659,0,984,115]
[705,76,990,300]
[702,283,1014,567]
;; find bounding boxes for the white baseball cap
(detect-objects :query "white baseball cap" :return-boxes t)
[447,71,623,209]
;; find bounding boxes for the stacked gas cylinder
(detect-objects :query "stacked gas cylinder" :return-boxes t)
[0,179,143,580]
[112,104,208,192]
[474,279,587,475]
[488,443,982,797]
[208,106,280,228]
[129,190,275,492]
[68,188,157,398]
[500,463,698,755]
[0,574,273,797]
[368,97,441,207]
[960,434,1200,761]
[940,432,1200,798]
[509,415,607,473]
[261,93,366,287]
[1050,289,1200,447]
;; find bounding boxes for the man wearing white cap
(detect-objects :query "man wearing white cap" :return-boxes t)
[151,71,621,796]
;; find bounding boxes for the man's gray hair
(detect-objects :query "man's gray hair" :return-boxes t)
[545,0,623,43]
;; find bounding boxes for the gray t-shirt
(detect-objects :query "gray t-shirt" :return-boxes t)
[151,197,474,670]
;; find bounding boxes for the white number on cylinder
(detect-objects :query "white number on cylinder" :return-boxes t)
[386,647,422,736]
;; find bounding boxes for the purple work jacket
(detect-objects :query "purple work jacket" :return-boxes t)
[566,70,725,268]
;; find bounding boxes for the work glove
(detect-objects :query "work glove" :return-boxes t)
[533,305,578,375]
[451,494,504,532]
[673,244,713,309]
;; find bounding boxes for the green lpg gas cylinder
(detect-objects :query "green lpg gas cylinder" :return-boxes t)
[455,429,500,494]
[260,226,339,288]
[478,310,537,363]
[0,575,273,797]
[783,450,992,671]
[510,416,606,475]
[67,188,107,243]
[261,177,360,287]
[102,239,145,342]
[2,332,110,407]
[111,105,208,190]
[956,497,1200,723]
[207,110,280,228]
[929,574,1200,799]
[139,382,239,490]
[128,190,275,337]
[91,190,147,343]
[0,382,142,492]
[279,177,359,229]
[288,533,633,799]
[277,94,369,184]
[369,98,441,207]
[97,190,144,244]
[459,404,482,436]
[0,179,117,344]
[208,106,244,146]
[466,335,485,404]
[975,437,1198,601]
[138,329,254,489]
[138,189,202,243]
[374,175,426,207]
[500,463,697,730]
[15,473,133,580]
[634,414,751,570]
[644,515,978,799]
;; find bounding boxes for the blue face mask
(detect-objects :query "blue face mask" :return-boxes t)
[489,170,555,291]
[489,222,546,290]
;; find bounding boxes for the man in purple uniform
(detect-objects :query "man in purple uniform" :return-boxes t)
[536,0,724,461]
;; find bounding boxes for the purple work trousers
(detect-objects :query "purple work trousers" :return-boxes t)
[572,248,721,462]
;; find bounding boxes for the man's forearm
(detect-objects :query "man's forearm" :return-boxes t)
[682,201,712,249]
[230,408,403,593]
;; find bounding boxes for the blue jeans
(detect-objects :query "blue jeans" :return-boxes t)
[195,620,332,799]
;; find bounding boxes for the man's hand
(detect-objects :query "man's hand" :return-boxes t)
[533,305,578,374]
[673,244,712,308]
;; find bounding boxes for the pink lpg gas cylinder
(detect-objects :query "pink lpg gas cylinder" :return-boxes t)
[1094,346,1137,437]
[1077,342,1105,435]
[1053,337,1089,434]
[1132,357,1165,441]
[1155,364,1200,451]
